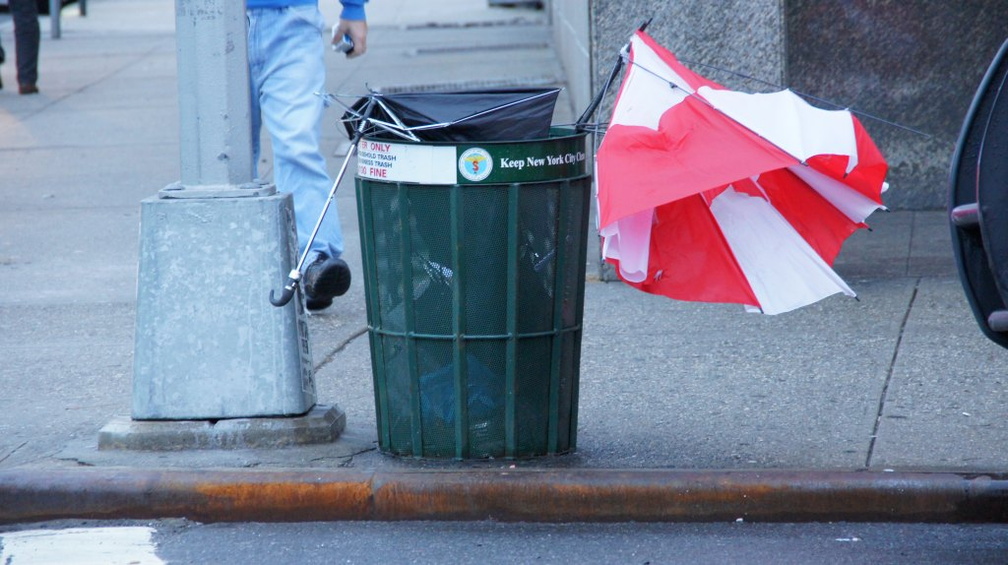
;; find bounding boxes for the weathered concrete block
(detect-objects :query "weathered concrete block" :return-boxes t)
[132,192,314,419]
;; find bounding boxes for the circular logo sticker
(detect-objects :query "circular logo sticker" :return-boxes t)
[458,147,493,182]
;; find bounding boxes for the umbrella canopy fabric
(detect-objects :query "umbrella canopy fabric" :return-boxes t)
[596,31,888,315]
[343,88,561,142]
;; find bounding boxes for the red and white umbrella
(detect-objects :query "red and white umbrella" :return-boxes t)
[596,30,889,315]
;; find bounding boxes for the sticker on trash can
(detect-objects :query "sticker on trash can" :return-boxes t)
[458,148,493,182]
[457,138,588,184]
[357,141,457,184]
[357,133,589,185]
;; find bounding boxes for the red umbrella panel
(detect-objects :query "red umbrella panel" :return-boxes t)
[595,30,888,315]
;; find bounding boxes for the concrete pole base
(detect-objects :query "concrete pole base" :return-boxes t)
[132,192,315,420]
[97,405,346,451]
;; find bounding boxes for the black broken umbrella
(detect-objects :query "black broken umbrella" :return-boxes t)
[268,87,562,307]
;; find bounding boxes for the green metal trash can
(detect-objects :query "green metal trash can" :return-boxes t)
[355,127,591,459]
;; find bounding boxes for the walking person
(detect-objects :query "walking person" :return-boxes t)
[0,0,41,94]
[246,0,368,311]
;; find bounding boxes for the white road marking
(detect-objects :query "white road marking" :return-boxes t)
[0,526,163,565]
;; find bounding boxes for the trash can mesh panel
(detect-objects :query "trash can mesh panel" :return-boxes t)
[515,336,552,453]
[462,187,509,336]
[460,341,508,458]
[369,186,407,333]
[378,334,413,455]
[405,188,454,336]
[560,185,589,327]
[417,340,462,457]
[514,185,561,334]
[557,331,580,448]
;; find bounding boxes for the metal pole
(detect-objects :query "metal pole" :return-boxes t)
[49,0,60,39]
[169,0,258,196]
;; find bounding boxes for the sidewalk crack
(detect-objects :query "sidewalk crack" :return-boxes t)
[865,277,920,468]
[905,211,918,276]
[0,441,27,466]
[314,326,369,372]
[54,457,95,467]
[314,446,378,468]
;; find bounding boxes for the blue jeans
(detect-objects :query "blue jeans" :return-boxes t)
[247,5,343,265]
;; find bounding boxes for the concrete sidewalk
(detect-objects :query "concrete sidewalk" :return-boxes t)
[1,0,1008,524]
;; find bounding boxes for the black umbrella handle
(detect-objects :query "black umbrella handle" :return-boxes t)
[576,55,623,129]
[269,270,300,307]
[576,19,652,130]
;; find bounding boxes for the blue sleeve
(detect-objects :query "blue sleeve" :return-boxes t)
[339,0,367,21]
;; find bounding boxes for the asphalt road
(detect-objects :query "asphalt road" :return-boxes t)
[2,520,1007,564]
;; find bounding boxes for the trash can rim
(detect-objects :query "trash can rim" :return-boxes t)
[360,126,586,146]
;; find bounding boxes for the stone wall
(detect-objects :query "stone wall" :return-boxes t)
[786,1,1008,210]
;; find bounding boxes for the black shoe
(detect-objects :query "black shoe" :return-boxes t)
[302,255,351,311]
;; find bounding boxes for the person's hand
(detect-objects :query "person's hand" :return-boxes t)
[334,18,368,58]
